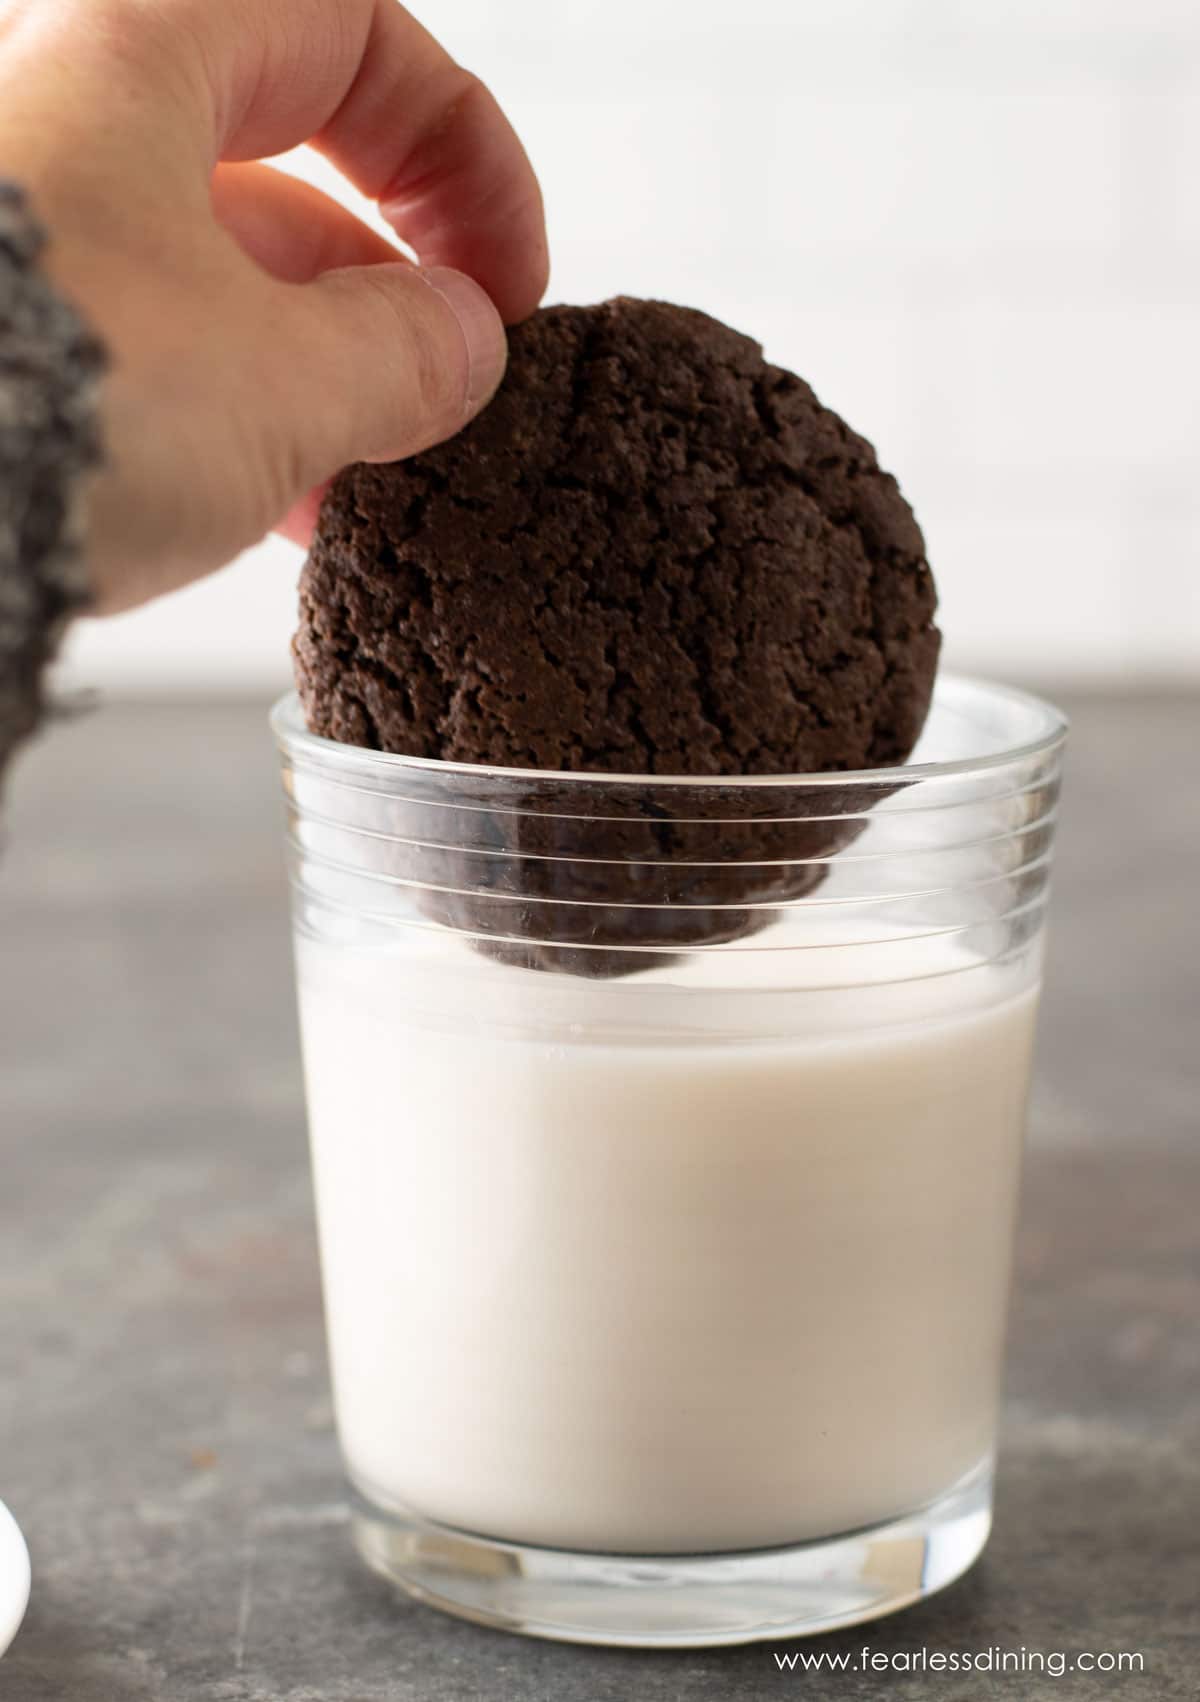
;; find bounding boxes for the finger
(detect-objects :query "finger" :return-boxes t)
[274,481,330,551]
[211,162,405,282]
[182,0,548,323]
[314,5,549,325]
[211,164,437,549]
[267,261,507,489]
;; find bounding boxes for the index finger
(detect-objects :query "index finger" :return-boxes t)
[187,0,548,322]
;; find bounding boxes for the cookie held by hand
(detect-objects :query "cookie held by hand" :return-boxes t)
[294,297,940,974]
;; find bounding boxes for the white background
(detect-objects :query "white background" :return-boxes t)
[59,0,1200,693]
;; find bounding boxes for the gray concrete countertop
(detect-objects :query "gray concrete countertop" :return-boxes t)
[0,693,1196,1700]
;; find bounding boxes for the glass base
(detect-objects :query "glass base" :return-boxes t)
[351,1459,993,1648]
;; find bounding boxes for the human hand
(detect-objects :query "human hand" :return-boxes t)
[0,0,548,612]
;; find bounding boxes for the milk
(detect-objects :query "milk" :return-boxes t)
[296,931,1038,1556]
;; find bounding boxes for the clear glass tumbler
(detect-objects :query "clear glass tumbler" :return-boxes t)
[271,674,1067,1647]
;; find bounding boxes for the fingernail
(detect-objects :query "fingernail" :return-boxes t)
[420,266,507,415]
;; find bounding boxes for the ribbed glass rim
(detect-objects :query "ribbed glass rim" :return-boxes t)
[270,674,1067,790]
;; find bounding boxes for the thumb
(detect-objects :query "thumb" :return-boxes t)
[277,261,508,480]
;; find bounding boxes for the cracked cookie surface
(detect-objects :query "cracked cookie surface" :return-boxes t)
[293,297,940,776]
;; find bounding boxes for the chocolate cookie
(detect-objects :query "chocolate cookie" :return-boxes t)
[294,297,940,974]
